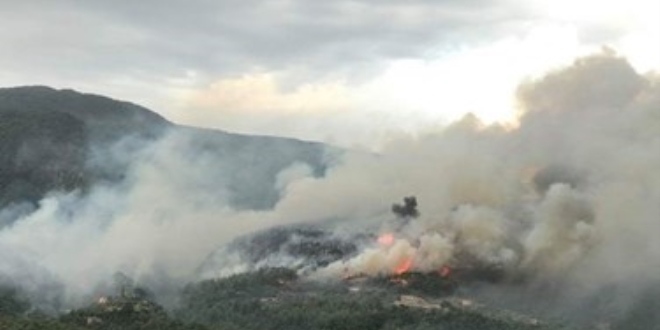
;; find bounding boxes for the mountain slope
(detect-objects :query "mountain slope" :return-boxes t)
[0,86,170,142]
[0,86,332,209]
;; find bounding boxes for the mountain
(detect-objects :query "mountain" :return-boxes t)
[0,86,170,142]
[0,86,331,209]
[0,86,604,330]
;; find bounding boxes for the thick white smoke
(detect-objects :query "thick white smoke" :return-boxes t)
[0,51,659,324]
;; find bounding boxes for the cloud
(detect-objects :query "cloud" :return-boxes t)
[0,0,534,117]
[0,0,523,81]
[175,72,430,148]
[171,23,594,148]
[186,73,352,116]
[1,0,656,149]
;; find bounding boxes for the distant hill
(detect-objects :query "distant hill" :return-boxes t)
[0,86,170,142]
[0,86,332,209]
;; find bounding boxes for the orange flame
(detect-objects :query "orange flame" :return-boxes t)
[439,265,451,278]
[394,258,413,275]
[377,233,395,246]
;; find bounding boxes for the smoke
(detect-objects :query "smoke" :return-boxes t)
[280,51,660,324]
[0,129,335,308]
[521,183,595,276]
[1,50,659,326]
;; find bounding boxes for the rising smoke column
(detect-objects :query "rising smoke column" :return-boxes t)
[310,51,660,312]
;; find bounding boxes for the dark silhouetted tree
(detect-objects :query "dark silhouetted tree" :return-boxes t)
[392,196,419,219]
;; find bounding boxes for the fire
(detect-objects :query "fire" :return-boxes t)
[439,265,451,278]
[377,233,395,246]
[394,258,413,275]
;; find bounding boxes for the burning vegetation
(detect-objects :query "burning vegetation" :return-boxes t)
[331,196,511,289]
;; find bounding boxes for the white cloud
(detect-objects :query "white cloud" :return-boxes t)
[171,23,605,148]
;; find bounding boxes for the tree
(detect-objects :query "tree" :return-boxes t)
[392,196,419,219]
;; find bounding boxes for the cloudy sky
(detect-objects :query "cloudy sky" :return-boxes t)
[1,0,658,148]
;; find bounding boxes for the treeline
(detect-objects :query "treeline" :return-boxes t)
[175,268,556,330]
[2,268,569,330]
[0,283,204,330]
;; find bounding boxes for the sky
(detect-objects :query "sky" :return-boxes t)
[1,0,658,148]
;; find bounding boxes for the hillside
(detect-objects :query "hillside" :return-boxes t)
[0,86,330,208]
[0,268,569,330]
[0,86,170,141]
[4,85,652,330]
[0,86,565,330]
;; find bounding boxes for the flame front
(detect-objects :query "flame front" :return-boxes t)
[394,258,413,275]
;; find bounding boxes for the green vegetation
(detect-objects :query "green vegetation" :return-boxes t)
[0,267,583,330]
[0,317,87,330]
[0,285,30,316]
[0,86,170,143]
[0,85,172,207]
[0,109,88,205]
[0,285,82,330]
[368,272,458,297]
[2,268,566,330]
[176,268,557,330]
[0,283,206,330]
[0,86,332,211]
[60,297,205,330]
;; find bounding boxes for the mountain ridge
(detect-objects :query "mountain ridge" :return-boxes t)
[0,85,333,209]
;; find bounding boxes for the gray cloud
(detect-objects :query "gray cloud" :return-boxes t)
[0,0,528,86]
[3,0,646,138]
